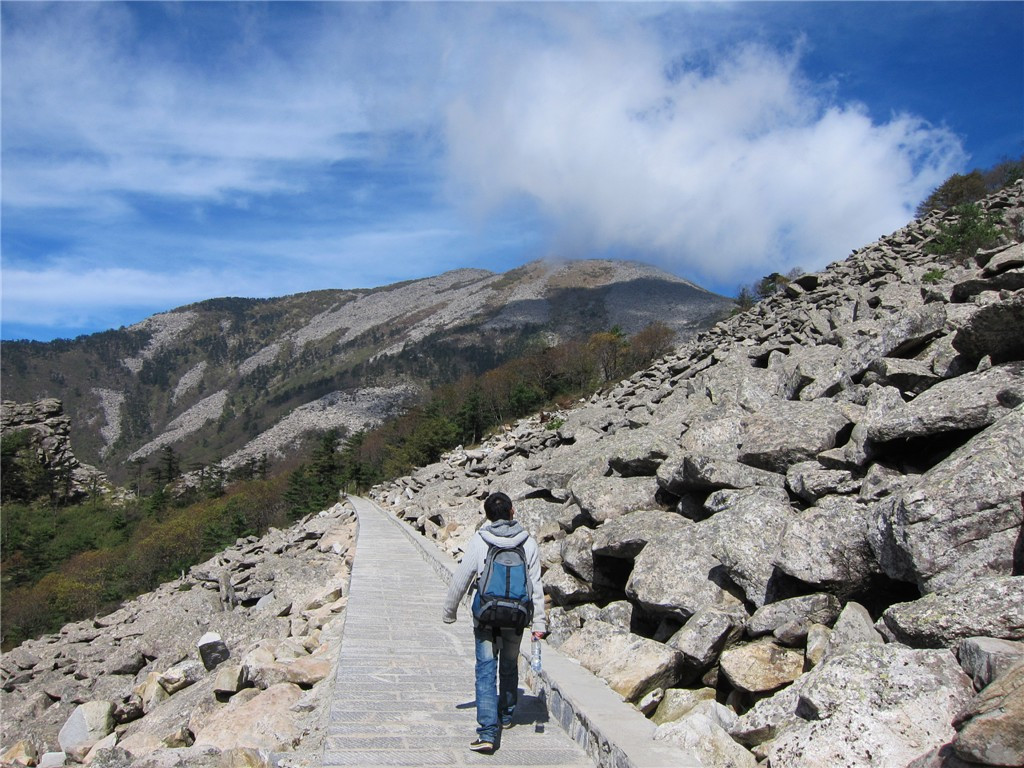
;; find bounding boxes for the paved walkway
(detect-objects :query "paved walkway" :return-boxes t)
[322,497,594,768]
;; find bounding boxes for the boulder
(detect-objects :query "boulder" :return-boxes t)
[865,363,1024,444]
[651,687,716,725]
[737,400,851,475]
[158,660,205,694]
[191,682,304,751]
[590,510,687,560]
[655,713,757,768]
[952,659,1024,766]
[870,406,1023,593]
[568,468,659,524]
[657,454,785,495]
[785,461,859,502]
[767,643,974,768]
[57,700,115,761]
[667,607,746,680]
[952,288,1024,363]
[560,526,595,582]
[956,636,1024,690]
[0,740,38,766]
[626,527,743,620]
[879,576,1024,648]
[559,620,682,702]
[701,487,796,607]
[775,497,880,597]
[719,639,804,695]
[822,602,883,660]
[745,594,841,639]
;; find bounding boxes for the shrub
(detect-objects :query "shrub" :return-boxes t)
[925,203,1004,263]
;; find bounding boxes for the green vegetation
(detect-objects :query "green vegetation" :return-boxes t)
[922,268,946,284]
[915,155,1023,218]
[924,203,1005,263]
[733,268,805,313]
[0,473,292,649]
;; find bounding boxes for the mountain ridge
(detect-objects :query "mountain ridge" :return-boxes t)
[1,258,733,482]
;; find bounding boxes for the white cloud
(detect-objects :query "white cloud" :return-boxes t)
[442,18,965,287]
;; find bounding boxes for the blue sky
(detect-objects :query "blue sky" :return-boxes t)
[2,2,1022,342]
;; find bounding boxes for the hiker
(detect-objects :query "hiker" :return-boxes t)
[442,491,547,754]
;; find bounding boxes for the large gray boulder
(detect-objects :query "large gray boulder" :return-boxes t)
[667,606,747,681]
[745,593,841,639]
[870,406,1024,593]
[559,620,682,702]
[951,658,1024,766]
[766,643,974,768]
[737,400,851,474]
[952,287,1024,364]
[626,527,742,620]
[57,701,114,761]
[719,639,804,695]
[879,576,1024,648]
[956,636,1024,690]
[865,363,1024,444]
[701,487,796,607]
[775,496,880,597]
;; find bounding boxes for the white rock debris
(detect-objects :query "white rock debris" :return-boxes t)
[121,311,199,374]
[171,362,207,404]
[220,385,419,469]
[129,390,229,460]
[90,388,125,457]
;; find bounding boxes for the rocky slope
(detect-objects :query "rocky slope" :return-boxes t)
[1,260,731,484]
[368,182,1024,767]
[0,504,356,767]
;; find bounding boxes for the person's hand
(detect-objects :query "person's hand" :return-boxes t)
[532,631,547,640]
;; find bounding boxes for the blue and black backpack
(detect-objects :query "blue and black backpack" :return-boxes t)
[472,541,534,631]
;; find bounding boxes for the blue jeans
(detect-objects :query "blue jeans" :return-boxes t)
[474,626,522,741]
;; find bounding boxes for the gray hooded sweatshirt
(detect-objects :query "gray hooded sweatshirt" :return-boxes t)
[442,519,546,634]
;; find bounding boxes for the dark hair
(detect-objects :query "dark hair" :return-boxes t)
[483,492,513,521]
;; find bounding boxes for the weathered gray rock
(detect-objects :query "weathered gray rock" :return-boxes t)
[953,288,1024,363]
[650,687,716,726]
[767,643,974,768]
[667,607,746,681]
[568,466,659,524]
[662,454,787,497]
[834,303,948,373]
[775,496,880,597]
[746,594,841,639]
[559,620,682,702]
[626,526,743,620]
[952,658,1024,766]
[590,509,688,559]
[560,526,595,583]
[191,682,304,751]
[822,602,883,660]
[655,713,757,768]
[57,700,114,761]
[870,406,1024,593]
[785,461,859,502]
[700,487,796,607]
[865,363,1024,443]
[956,636,1024,690]
[736,399,852,475]
[880,576,1024,649]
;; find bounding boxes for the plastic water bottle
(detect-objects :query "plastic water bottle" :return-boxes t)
[530,637,542,673]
